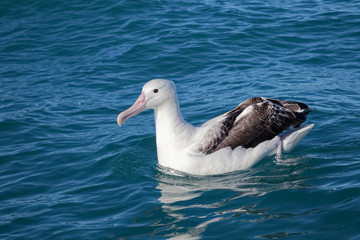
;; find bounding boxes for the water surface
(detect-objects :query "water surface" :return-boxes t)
[1,0,360,239]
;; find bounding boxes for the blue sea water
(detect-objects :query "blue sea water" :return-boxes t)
[1,0,360,239]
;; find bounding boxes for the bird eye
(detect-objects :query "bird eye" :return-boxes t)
[153,89,158,93]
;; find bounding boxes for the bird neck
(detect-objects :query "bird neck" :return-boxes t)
[154,99,195,166]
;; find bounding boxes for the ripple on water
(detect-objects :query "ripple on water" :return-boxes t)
[1,0,360,239]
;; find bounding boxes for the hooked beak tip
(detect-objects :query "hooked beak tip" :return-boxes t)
[117,112,125,127]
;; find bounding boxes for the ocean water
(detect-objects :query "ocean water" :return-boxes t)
[1,0,360,239]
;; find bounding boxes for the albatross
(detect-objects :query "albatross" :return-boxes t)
[117,79,314,175]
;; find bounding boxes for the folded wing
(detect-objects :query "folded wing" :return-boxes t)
[197,97,310,154]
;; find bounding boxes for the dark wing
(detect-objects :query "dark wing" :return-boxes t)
[198,97,310,154]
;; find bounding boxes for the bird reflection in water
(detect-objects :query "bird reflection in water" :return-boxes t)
[154,160,313,239]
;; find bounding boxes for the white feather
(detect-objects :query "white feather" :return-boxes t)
[119,79,314,175]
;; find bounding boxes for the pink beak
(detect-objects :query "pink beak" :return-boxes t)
[117,92,147,126]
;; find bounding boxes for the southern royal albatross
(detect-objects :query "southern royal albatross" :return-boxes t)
[117,79,314,175]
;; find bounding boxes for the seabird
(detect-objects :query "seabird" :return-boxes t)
[117,79,314,175]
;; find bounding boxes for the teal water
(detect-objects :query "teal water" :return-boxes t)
[1,0,360,239]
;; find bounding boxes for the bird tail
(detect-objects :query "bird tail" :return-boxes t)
[280,123,314,153]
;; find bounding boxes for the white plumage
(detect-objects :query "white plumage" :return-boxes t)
[117,79,314,175]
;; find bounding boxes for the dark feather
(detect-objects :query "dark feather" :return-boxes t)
[200,97,310,154]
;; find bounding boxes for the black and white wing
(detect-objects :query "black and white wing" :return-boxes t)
[197,97,310,154]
